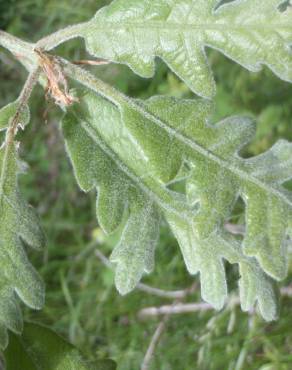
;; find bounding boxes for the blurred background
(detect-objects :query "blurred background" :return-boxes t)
[1,1,292,369]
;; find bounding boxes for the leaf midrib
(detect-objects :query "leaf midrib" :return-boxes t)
[71,110,192,221]
[64,61,292,211]
[125,99,292,210]
[90,21,292,32]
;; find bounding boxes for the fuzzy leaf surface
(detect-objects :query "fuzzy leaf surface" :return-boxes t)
[0,100,30,131]
[62,90,281,320]
[62,104,163,295]
[82,0,292,98]
[0,143,45,350]
[119,95,292,281]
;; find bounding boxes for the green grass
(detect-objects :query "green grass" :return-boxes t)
[1,1,292,369]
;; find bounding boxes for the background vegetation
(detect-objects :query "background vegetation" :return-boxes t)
[1,0,292,369]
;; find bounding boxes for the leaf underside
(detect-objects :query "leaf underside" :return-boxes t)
[0,143,45,350]
[63,89,292,321]
[82,0,292,98]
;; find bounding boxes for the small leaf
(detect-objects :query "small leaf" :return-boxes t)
[81,0,292,98]
[4,322,116,370]
[0,100,30,131]
[0,143,45,349]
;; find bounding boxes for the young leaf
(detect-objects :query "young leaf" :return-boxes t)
[62,90,279,320]
[0,100,30,131]
[4,322,116,370]
[0,143,45,350]
[81,0,292,98]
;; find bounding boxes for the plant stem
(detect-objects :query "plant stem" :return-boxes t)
[61,58,125,107]
[0,30,32,55]
[0,30,36,70]
[138,302,215,318]
[138,285,292,318]
[0,67,40,201]
[6,67,41,143]
[35,22,89,50]
[141,315,169,370]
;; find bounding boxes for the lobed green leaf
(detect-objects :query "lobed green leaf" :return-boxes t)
[63,104,163,295]
[0,143,45,350]
[62,90,283,320]
[115,95,292,281]
[81,0,292,98]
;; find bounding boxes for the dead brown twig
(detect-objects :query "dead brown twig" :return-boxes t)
[138,286,292,319]
[140,314,170,370]
[72,59,110,66]
[34,48,77,107]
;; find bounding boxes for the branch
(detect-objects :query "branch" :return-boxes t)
[140,286,197,368]
[140,315,170,370]
[0,30,33,56]
[0,30,36,71]
[224,223,245,236]
[138,283,196,299]
[35,23,89,51]
[280,286,292,297]
[5,67,41,143]
[138,286,292,318]
[138,302,215,319]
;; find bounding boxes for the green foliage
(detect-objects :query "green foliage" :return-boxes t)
[0,143,45,350]
[62,102,161,294]
[0,101,30,131]
[0,0,17,29]
[62,89,287,320]
[120,94,292,281]
[4,322,116,370]
[81,0,292,98]
[1,0,292,367]
[24,58,292,370]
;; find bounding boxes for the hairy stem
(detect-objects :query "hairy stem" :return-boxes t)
[61,58,124,106]
[62,59,292,213]
[0,67,40,202]
[35,22,89,50]
[6,67,41,143]
[0,30,36,70]
[0,30,33,55]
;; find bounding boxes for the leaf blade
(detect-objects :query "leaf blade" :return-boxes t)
[4,322,116,370]
[0,143,45,349]
[82,0,292,98]
[62,89,282,320]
